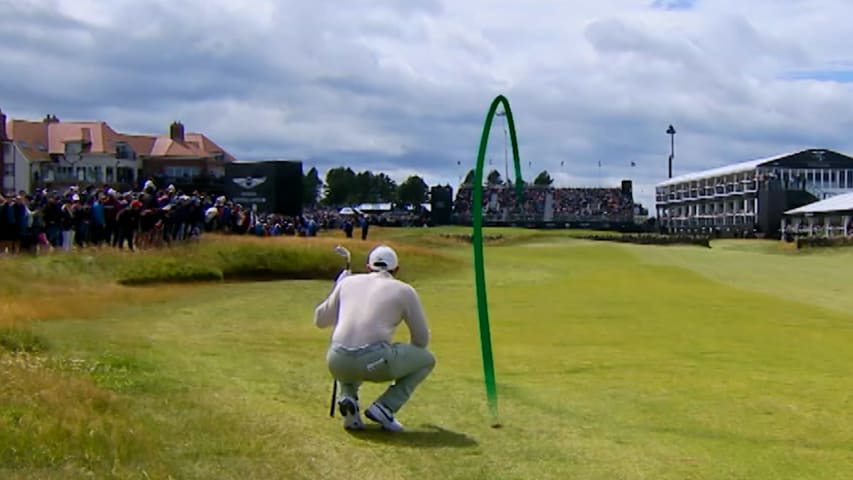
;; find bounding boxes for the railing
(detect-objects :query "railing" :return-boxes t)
[151,175,227,189]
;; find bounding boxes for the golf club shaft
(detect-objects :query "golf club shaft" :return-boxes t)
[329,245,352,417]
[329,380,337,417]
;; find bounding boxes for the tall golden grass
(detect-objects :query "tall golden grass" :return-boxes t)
[0,232,463,328]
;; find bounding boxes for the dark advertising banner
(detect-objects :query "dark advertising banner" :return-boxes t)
[225,160,303,216]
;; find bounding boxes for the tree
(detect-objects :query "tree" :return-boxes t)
[323,167,356,205]
[533,170,554,186]
[302,167,322,207]
[353,170,374,203]
[371,173,397,203]
[397,175,429,206]
[486,169,503,186]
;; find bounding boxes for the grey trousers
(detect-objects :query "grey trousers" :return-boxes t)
[326,342,435,412]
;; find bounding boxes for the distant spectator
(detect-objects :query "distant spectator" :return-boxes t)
[360,215,370,240]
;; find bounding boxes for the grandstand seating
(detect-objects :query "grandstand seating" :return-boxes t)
[452,185,634,225]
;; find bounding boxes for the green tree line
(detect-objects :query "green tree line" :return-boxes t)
[302,167,430,207]
[302,166,556,207]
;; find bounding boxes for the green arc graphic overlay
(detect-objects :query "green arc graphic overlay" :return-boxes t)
[472,95,524,425]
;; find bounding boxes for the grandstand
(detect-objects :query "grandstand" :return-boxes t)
[452,181,636,230]
[655,149,853,237]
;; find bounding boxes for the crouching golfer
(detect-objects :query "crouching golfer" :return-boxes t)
[314,244,435,432]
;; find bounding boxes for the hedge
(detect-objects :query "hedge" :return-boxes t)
[577,234,712,248]
[795,236,853,249]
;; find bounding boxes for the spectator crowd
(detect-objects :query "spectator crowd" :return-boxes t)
[2,182,637,256]
[453,185,633,223]
[0,181,340,256]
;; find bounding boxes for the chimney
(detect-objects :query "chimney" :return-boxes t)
[169,121,185,142]
[42,114,59,123]
[0,108,7,141]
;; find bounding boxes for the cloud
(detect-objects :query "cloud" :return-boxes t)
[2,0,853,211]
[651,0,698,10]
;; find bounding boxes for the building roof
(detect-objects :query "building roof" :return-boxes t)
[656,151,799,188]
[47,121,121,154]
[784,192,853,215]
[7,120,49,151]
[4,115,236,162]
[19,146,51,162]
[119,134,157,156]
[185,133,237,162]
[150,136,205,157]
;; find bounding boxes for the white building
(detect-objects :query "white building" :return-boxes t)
[655,149,853,236]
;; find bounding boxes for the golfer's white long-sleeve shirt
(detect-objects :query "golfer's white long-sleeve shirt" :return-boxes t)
[314,271,430,348]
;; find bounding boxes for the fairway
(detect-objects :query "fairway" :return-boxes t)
[3,229,853,479]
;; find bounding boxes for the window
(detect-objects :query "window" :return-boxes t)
[116,143,135,160]
[848,171,853,187]
[165,166,200,178]
[116,167,134,183]
[65,142,82,155]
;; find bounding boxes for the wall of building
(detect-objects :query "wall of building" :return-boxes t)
[656,161,853,236]
[142,157,210,179]
[783,212,853,239]
[2,143,33,193]
[34,152,139,186]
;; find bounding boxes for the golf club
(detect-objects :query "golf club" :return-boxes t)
[334,244,352,270]
[329,245,352,417]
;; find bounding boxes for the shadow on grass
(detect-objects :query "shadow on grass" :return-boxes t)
[346,424,478,448]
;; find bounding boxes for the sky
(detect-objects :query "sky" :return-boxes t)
[2,0,853,210]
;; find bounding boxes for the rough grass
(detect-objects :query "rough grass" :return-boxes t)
[0,327,49,353]
[2,227,853,479]
[0,352,170,478]
[0,230,462,327]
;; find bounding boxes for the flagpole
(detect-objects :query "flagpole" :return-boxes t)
[598,160,602,187]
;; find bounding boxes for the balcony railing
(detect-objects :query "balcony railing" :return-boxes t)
[151,175,227,191]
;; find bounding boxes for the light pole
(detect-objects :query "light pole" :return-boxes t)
[666,124,676,179]
[496,111,509,184]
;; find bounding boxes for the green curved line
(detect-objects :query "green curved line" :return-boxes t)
[472,94,522,424]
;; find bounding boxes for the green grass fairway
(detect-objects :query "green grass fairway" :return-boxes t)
[3,229,853,479]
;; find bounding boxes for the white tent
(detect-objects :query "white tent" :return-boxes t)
[784,192,853,215]
[339,207,356,215]
[782,192,853,239]
[356,203,393,212]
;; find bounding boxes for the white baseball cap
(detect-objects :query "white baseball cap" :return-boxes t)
[368,245,398,271]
